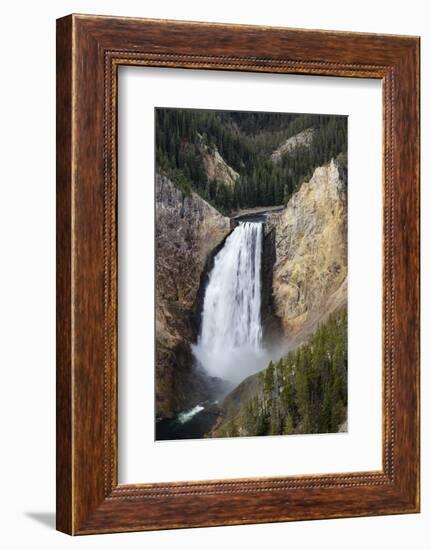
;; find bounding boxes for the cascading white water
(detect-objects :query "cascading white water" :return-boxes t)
[192,221,268,385]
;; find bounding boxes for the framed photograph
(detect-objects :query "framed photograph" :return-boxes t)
[56,14,420,534]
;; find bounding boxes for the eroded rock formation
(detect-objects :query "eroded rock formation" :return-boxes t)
[155,174,231,418]
[265,158,347,348]
[200,144,240,187]
[270,127,315,163]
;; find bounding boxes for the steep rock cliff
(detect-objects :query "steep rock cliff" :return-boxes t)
[266,159,347,347]
[155,174,231,418]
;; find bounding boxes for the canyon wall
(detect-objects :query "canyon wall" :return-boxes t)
[265,158,347,348]
[155,174,231,418]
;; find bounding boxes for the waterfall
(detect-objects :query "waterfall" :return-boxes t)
[192,221,268,385]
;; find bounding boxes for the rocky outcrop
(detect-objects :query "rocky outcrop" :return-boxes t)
[200,144,239,187]
[271,128,314,163]
[155,174,231,418]
[266,159,347,348]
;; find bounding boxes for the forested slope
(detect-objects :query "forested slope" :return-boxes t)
[156,108,347,214]
[213,308,347,437]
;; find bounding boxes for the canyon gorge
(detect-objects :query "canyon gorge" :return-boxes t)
[155,109,348,439]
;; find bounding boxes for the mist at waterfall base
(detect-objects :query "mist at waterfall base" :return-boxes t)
[192,221,272,386]
[156,220,286,440]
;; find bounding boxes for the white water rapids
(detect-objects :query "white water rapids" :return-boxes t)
[192,221,270,385]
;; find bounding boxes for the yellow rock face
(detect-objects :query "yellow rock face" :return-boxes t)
[269,159,347,348]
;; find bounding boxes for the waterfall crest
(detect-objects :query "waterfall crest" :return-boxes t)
[193,222,268,384]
